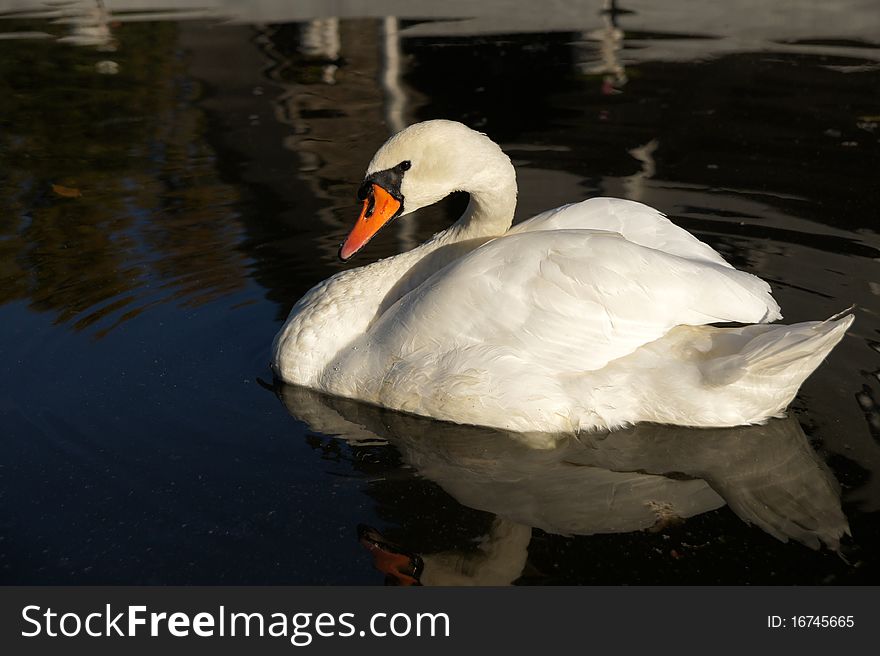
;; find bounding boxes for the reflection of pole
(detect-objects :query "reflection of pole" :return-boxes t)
[581,0,627,94]
[598,137,657,202]
[622,139,657,202]
[380,16,417,251]
[57,0,117,51]
[380,17,406,134]
[299,18,340,85]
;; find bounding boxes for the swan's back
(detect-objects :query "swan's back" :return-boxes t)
[510,196,732,268]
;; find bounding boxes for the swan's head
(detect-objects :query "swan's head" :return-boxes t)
[339,120,514,260]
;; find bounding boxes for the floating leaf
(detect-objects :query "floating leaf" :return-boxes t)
[52,184,82,198]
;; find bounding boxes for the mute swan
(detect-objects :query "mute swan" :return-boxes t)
[271,120,853,434]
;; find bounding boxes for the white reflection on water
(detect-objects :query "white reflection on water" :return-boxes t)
[279,384,848,585]
[579,0,628,94]
[298,17,340,84]
[2,0,878,61]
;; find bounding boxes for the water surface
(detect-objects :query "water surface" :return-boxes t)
[1,0,879,584]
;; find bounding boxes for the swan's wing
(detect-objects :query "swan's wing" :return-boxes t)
[367,230,780,373]
[509,197,732,268]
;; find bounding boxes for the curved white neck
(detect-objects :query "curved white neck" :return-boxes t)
[359,160,518,317]
[272,141,517,388]
[437,155,518,246]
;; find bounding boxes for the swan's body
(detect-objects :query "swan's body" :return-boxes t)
[272,120,852,434]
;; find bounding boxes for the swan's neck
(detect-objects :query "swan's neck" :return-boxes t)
[272,146,517,387]
[451,187,517,241]
[437,154,518,245]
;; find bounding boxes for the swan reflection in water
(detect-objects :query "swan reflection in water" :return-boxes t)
[276,384,848,585]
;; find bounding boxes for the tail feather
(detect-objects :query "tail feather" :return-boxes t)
[703,313,854,390]
[574,312,853,429]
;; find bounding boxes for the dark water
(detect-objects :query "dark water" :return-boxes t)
[1,1,879,584]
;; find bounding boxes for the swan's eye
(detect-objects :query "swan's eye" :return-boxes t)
[357,181,371,201]
[399,160,412,171]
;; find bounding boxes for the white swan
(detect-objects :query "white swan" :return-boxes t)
[272,120,852,434]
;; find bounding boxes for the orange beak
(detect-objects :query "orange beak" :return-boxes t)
[358,524,423,586]
[339,183,402,261]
